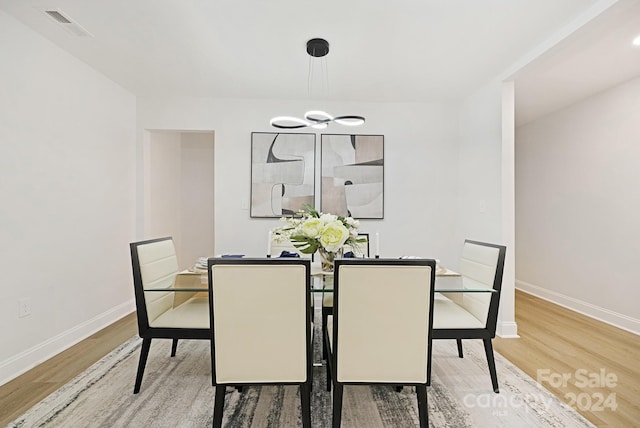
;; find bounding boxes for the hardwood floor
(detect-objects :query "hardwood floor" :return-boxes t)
[1,290,638,427]
[494,290,640,427]
[0,313,138,426]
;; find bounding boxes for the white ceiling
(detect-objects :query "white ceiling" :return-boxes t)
[512,0,640,125]
[2,0,640,125]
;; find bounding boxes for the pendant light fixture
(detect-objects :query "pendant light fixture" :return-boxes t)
[270,38,365,130]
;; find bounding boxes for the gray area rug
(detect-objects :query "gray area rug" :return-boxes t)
[9,311,594,428]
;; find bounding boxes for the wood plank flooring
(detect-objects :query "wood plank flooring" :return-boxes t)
[493,290,640,427]
[1,290,638,427]
[0,313,138,426]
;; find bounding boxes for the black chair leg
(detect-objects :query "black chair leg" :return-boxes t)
[324,329,332,392]
[483,338,499,393]
[416,384,429,428]
[210,340,216,386]
[456,339,464,358]
[427,337,433,386]
[332,383,344,428]
[300,381,312,428]
[133,338,152,394]
[171,338,179,357]
[213,385,226,428]
[322,308,329,360]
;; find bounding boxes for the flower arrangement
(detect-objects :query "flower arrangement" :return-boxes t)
[272,205,366,271]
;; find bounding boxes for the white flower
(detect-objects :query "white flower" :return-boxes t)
[345,217,359,228]
[320,213,338,224]
[300,218,323,238]
[319,221,350,252]
[272,206,361,256]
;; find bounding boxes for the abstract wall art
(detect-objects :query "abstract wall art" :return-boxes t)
[250,132,315,218]
[321,134,384,219]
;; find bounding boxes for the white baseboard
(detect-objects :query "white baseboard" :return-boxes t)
[516,279,640,336]
[496,321,519,338]
[0,299,136,387]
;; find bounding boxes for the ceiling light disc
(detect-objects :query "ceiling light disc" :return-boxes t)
[305,110,333,123]
[334,115,366,126]
[270,116,311,129]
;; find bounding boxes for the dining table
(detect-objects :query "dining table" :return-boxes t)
[144,260,495,366]
[148,260,496,295]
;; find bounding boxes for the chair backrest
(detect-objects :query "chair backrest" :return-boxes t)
[130,237,179,333]
[456,240,506,334]
[343,232,370,258]
[332,258,435,384]
[208,258,312,384]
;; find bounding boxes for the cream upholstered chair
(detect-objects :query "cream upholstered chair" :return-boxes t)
[129,237,210,394]
[324,258,436,428]
[321,233,369,359]
[207,258,312,428]
[432,240,506,393]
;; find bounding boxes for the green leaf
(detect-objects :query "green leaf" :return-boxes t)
[289,234,320,254]
[303,204,320,218]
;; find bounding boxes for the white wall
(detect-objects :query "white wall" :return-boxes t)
[516,75,640,334]
[0,11,137,384]
[457,81,504,242]
[139,96,517,336]
[457,79,517,337]
[137,97,463,267]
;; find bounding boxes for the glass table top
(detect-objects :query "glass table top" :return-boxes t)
[144,272,495,294]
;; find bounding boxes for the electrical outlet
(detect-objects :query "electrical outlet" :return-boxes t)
[18,298,31,318]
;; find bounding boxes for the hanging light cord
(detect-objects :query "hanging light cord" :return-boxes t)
[308,48,329,97]
[271,38,365,130]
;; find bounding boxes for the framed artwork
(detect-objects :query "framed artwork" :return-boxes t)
[321,134,384,219]
[250,132,315,218]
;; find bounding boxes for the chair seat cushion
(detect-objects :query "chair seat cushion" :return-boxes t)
[433,297,485,329]
[149,296,209,329]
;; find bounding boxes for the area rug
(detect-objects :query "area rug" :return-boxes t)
[8,313,593,428]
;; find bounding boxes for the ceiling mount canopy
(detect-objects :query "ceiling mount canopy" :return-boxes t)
[306,38,329,57]
[270,38,366,130]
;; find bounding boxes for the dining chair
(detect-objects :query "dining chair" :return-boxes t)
[324,258,436,428]
[207,258,312,428]
[321,233,369,359]
[431,239,506,393]
[129,237,210,394]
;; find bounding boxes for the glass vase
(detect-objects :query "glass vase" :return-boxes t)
[318,247,343,272]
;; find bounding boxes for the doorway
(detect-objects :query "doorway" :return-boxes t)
[144,130,215,269]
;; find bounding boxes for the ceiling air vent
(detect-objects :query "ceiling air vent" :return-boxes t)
[43,9,93,37]
[45,10,71,24]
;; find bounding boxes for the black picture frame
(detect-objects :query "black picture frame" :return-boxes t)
[250,132,316,218]
[320,134,384,219]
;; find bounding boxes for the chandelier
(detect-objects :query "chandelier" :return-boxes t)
[269,38,366,130]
